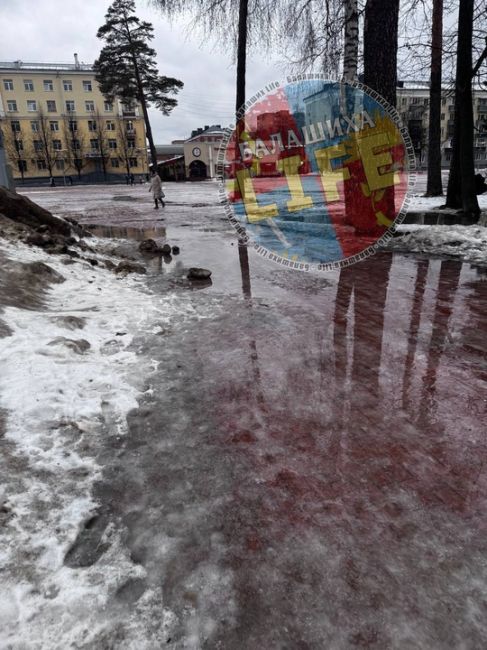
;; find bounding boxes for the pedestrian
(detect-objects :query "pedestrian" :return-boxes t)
[49,177,55,187]
[130,173,135,186]
[67,176,73,186]
[125,174,130,185]
[149,171,165,209]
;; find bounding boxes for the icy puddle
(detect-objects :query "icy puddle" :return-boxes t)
[3,182,487,648]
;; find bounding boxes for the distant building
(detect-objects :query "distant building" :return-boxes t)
[184,124,225,179]
[0,57,148,184]
[397,81,487,168]
[156,124,225,180]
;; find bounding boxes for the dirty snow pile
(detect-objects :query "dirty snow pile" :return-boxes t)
[0,239,176,648]
[390,225,487,265]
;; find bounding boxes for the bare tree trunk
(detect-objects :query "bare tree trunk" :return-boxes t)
[446,0,480,217]
[235,0,252,298]
[426,0,443,196]
[343,0,359,82]
[363,0,400,108]
[235,0,248,121]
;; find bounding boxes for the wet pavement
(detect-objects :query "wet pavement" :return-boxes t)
[16,183,487,648]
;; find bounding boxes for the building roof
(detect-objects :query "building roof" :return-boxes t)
[0,59,93,73]
[186,124,225,142]
[154,144,184,155]
[157,155,185,165]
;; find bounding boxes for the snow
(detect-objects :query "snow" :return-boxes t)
[388,225,487,265]
[0,239,177,647]
[408,193,487,212]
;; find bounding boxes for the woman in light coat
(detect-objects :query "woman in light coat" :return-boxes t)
[149,171,165,209]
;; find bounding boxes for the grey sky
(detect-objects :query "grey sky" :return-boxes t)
[0,0,282,143]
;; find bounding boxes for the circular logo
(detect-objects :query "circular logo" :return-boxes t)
[217,75,415,271]
[192,146,201,157]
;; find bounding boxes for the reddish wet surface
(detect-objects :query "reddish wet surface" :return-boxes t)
[19,184,487,647]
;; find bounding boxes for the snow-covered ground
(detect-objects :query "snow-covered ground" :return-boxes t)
[391,224,487,265]
[0,239,177,646]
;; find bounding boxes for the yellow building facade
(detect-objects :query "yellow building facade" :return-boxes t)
[0,58,148,184]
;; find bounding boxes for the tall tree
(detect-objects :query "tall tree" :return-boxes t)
[363,0,400,107]
[34,108,57,181]
[235,0,251,298]
[93,111,111,181]
[343,0,359,81]
[116,114,135,177]
[63,116,87,180]
[426,0,444,197]
[0,118,30,183]
[94,0,183,172]
[446,0,480,217]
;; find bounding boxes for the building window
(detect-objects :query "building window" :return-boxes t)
[68,120,78,132]
[90,138,99,150]
[10,120,21,133]
[63,80,73,92]
[126,120,134,132]
[43,80,54,91]
[65,100,75,112]
[104,101,113,112]
[108,139,117,149]
[412,97,420,104]
[85,101,95,112]
[88,120,97,132]
[49,121,59,131]
[129,157,137,167]
[34,141,44,152]
[7,100,18,112]
[31,121,39,132]
[83,80,92,92]
[18,160,27,172]
[72,139,81,150]
[110,158,119,168]
[127,138,136,149]
[440,113,445,120]
[441,97,446,106]
[55,159,65,170]
[53,139,62,150]
[106,120,115,131]
[27,100,37,112]
[36,159,47,170]
[24,79,34,92]
[14,140,24,152]
[74,158,82,168]
[47,100,57,112]
[3,79,14,90]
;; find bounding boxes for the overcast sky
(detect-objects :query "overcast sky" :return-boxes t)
[0,0,282,143]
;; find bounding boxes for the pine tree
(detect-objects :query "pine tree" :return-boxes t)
[94,0,183,172]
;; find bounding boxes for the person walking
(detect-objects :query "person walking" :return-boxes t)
[149,171,165,209]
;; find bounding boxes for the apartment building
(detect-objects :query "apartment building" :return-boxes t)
[397,82,487,168]
[0,57,148,184]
